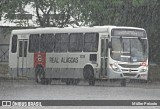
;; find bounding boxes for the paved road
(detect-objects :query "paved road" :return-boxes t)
[0,79,160,109]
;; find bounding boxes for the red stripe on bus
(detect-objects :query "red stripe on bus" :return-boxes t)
[34,52,46,68]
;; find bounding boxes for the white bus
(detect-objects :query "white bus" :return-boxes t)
[9,26,148,86]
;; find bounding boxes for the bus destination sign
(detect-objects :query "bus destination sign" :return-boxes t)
[111,29,146,37]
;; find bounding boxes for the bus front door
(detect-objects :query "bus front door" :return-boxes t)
[17,39,28,77]
[100,38,108,78]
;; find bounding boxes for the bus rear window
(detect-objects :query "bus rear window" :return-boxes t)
[29,34,40,52]
[83,33,99,52]
[11,35,17,53]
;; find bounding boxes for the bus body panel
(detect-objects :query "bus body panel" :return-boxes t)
[9,26,148,81]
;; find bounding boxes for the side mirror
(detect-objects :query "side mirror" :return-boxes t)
[108,42,112,48]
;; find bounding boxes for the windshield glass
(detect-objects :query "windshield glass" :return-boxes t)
[110,37,148,62]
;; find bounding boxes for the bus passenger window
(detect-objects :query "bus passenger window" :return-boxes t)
[55,33,69,52]
[11,35,17,53]
[29,34,40,52]
[40,34,54,52]
[69,33,83,52]
[84,33,99,52]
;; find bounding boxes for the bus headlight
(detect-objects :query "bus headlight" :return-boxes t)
[140,68,147,72]
[110,64,121,72]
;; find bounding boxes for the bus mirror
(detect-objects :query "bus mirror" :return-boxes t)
[108,42,112,48]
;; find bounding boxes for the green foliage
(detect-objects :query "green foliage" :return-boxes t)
[132,0,145,6]
[0,0,160,64]
[0,0,30,26]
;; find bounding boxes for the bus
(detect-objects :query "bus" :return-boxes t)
[9,26,148,86]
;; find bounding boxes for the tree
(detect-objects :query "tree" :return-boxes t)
[1,0,160,63]
[31,0,84,27]
[0,0,31,26]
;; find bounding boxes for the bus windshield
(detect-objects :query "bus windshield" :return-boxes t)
[110,37,148,62]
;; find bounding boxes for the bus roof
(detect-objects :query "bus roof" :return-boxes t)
[11,26,145,35]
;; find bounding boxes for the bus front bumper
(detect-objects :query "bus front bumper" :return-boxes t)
[108,69,148,80]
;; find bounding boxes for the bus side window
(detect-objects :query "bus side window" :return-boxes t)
[84,33,99,52]
[55,33,69,52]
[29,34,40,52]
[69,33,83,52]
[11,35,17,53]
[40,34,54,52]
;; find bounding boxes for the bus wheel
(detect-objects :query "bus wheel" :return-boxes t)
[121,79,126,87]
[83,66,95,86]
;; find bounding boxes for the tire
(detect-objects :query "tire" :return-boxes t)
[83,66,95,86]
[121,79,126,87]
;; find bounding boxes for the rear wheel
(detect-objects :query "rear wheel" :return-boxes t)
[83,66,95,86]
